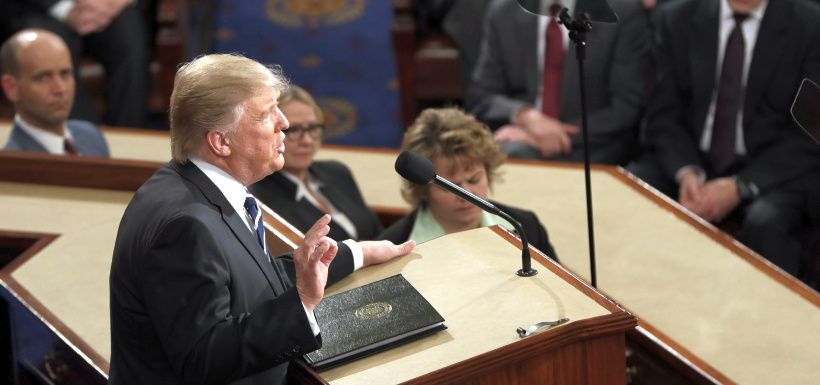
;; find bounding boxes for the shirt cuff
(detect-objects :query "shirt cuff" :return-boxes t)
[301,301,320,336]
[49,0,75,22]
[510,105,535,125]
[342,239,364,271]
[302,239,361,336]
[674,165,706,184]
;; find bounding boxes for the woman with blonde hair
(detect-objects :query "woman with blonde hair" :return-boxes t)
[379,107,557,259]
[250,85,382,241]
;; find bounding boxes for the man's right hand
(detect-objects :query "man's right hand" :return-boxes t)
[678,168,704,213]
[66,0,131,35]
[294,215,337,313]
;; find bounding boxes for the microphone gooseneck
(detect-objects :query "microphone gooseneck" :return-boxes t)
[395,151,537,277]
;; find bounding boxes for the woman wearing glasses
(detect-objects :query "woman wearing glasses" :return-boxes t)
[250,85,383,241]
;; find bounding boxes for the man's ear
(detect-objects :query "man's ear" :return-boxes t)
[205,130,231,157]
[1,74,19,104]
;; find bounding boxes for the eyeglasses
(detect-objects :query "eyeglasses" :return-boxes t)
[285,123,323,140]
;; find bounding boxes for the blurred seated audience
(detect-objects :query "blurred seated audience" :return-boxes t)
[3,0,153,128]
[627,0,820,277]
[464,0,649,165]
[379,107,557,260]
[250,85,383,241]
[1,28,109,156]
[415,0,493,87]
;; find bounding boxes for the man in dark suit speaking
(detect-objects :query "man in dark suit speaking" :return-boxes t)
[108,54,414,385]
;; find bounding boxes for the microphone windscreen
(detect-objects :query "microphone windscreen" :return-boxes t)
[395,151,435,184]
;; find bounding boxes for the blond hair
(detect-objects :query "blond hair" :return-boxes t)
[400,107,505,207]
[169,54,289,161]
[278,84,323,123]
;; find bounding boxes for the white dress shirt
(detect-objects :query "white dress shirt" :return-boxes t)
[190,158,364,335]
[677,0,767,182]
[533,0,576,111]
[14,114,73,154]
[699,0,768,154]
[281,171,359,240]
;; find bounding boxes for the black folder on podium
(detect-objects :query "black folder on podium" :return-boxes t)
[304,274,446,371]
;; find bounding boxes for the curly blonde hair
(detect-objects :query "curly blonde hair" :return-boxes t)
[400,107,505,207]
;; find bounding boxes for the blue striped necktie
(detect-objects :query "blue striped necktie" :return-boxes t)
[243,193,268,256]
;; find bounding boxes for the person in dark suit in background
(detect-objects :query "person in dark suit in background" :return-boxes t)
[1,28,108,156]
[109,54,414,385]
[3,0,152,127]
[379,107,557,260]
[465,0,649,165]
[251,85,383,241]
[628,0,820,276]
[415,0,493,87]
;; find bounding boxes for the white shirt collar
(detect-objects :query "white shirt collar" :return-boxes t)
[720,0,767,22]
[190,157,255,231]
[280,170,361,239]
[14,114,72,154]
[281,170,323,202]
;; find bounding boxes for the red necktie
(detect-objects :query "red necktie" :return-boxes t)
[541,3,564,118]
[63,138,79,155]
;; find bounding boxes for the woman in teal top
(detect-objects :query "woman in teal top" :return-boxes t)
[378,107,557,260]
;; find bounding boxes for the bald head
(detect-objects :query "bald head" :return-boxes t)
[1,29,69,76]
[0,29,75,133]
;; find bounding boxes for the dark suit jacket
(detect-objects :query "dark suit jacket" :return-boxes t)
[465,0,649,164]
[3,120,110,157]
[377,201,558,261]
[647,0,820,191]
[250,160,383,241]
[109,161,355,385]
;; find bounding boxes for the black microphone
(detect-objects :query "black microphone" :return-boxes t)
[395,151,537,277]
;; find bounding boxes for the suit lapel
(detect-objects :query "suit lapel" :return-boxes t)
[311,166,351,218]
[170,161,286,295]
[690,0,720,138]
[744,0,790,122]
[518,9,539,102]
[65,122,98,156]
[10,123,49,152]
[65,123,88,156]
[312,170,358,240]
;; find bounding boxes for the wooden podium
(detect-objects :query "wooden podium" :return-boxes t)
[0,151,635,384]
[293,227,636,385]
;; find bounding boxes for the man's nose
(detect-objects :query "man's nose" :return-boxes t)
[51,76,69,94]
[276,110,290,132]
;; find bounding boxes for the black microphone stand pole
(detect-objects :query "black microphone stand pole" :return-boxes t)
[558,9,598,288]
[433,176,538,277]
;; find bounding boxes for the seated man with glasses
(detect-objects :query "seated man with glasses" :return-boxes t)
[250,85,384,241]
